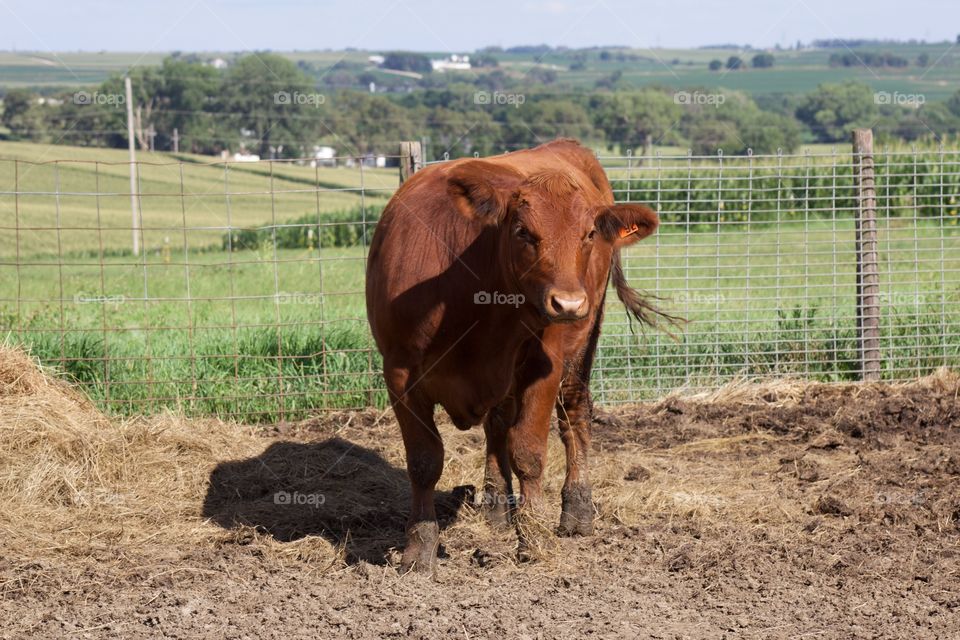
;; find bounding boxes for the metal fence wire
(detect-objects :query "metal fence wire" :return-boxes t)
[0,142,958,422]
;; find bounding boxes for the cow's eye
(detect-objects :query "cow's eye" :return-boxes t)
[584,229,596,243]
[515,226,538,245]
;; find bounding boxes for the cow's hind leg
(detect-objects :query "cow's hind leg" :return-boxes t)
[481,400,516,527]
[386,367,443,575]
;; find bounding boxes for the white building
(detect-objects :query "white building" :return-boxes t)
[311,145,337,168]
[430,54,471,72]
[219,150,260,163]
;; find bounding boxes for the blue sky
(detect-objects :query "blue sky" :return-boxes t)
[1,0,957,52]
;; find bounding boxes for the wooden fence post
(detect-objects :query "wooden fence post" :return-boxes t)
[852,128,881,381]
[399,141,423,185]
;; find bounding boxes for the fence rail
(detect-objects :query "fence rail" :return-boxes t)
[1,136,958,422]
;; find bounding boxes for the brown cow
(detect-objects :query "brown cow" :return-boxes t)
[366,139,668,573]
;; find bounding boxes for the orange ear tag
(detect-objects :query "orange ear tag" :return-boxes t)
[618,224,640,239]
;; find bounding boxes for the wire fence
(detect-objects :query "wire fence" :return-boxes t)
[1,140,958,422]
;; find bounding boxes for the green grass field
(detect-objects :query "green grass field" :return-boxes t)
[1,140,958,421]
[3,43,960,100]
[0,140,396,256]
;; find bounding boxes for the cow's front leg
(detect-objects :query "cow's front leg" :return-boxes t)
[507,340,563,561]
[556,379,595,536]
[481,401,516,527]
[386,366,443,575]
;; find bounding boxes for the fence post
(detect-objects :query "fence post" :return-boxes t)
[852,128,881,381]
[399,141,423,185]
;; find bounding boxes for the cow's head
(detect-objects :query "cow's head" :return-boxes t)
[447,160,658,323]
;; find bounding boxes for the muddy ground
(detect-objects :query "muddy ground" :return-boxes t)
[1,366,959,639]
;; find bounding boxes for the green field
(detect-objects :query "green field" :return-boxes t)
[1,141,958,421]
[0,140,396,256]
[3,43,960,100]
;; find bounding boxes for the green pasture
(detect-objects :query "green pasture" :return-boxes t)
[0,141,958,421]
[2,218,957,421]
[0,141,396,256]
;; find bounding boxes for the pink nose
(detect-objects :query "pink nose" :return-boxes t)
[546,289,588,320]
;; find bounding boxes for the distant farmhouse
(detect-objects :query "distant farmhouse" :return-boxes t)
[430,54,471,72]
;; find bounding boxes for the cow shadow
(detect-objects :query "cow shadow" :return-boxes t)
[202,437,473,565]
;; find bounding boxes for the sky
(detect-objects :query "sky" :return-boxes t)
[1,0,957,52]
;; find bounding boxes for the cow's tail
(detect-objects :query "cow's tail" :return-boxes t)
[611,248,686,339]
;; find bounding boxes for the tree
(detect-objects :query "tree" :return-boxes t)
[0,89,40,138]
[594,89,680,156]
[500,98,595,145]
[152,58,223,153]
[330,91,418,155]
[796,82,878,142]
[382,52,432,74]
[948,89,960,118]
[708,59,723,71]
[472,54,499,68]
[221,53,321,157]
[726,56,744,70]
[568,53,587,71]
[687,118,741,155]
[916,53,930,67]
[737,111,801,153]
[594,69,624,90]
[915,102,960,139]
[751,53,775,68]
[527,67,557,84]
[677,92,801,155]
[423,106,497,158]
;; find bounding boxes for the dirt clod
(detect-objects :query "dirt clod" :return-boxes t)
[815,495,853,517]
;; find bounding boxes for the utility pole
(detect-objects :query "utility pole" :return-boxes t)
[172,127,180,153]
[124,76,140,257]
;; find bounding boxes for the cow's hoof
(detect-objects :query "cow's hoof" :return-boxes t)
[558,484,595,537]
[480,490,513,528]
[400,521,439,575]
[516,539,535,564]
[514,510,555,563]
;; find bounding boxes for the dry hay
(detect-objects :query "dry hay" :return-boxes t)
[0,345,304,572]
[1,341,959,593]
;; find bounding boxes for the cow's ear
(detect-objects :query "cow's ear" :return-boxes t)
[446,160,523,225]
[594,203,659,248]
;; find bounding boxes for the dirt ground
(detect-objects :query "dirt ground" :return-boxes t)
[1,347,959,639]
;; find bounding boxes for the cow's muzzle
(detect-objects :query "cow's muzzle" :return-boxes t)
[543,288,589,322]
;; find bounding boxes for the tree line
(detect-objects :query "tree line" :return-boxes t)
[3,53,960,160]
